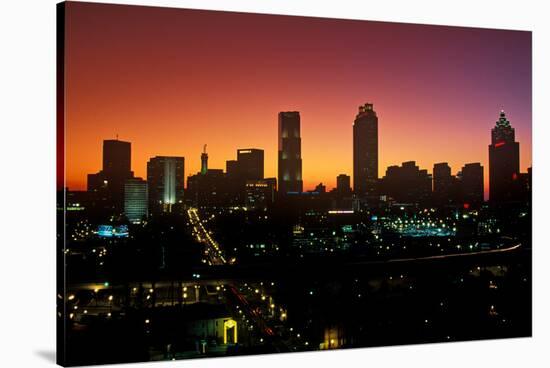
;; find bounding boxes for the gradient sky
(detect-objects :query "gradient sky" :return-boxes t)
[64,2,532,197]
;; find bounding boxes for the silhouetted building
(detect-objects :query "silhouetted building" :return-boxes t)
[103,139,131,175]
[226,160,239,178]
[237,149,264,180]
[489,111,520,203]
[147,156,185,213]
[187,169,227,208]
[245,178,277,210]
[336,174,352,195]
[278,112,303,194]
[380,161,431,204]
[433,163,452,197]
[460,163,484,207]
[87,139,134,212]
[353,103,378,196]
[331,174,353,211]
[201,145,208,175]
[224,149,265,205]
[512,168,532,204]
[314,183,326,194]
[124,177,148,223]
[432,162,461,205]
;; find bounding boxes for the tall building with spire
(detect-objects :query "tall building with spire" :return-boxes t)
[353,103,378,196]
[201,144,208,175]
[278,111,303,194]
[489,110,520,203]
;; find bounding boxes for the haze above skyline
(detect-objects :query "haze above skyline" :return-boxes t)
[64,2,532,196]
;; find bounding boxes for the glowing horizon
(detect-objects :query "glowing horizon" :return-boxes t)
[63,3,532,198]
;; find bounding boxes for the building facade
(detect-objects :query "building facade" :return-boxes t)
[147,156,185,213]
[245,178,277,210]
[237,149,264,180]
[278,111,303,194]
[336,174,352,195]
[488,111,520,203]
[124,177,148,223]
[87,139,134,212]
[353,103,378,196]
[380,161,431,204]
[460,163,484,207]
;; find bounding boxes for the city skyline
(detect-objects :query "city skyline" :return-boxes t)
[57,3,532,365]
[63,2,531,196]
[68,107,528,199]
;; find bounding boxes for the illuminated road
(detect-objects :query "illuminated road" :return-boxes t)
[226,285,290,353]
[187,208,227,266]
[187,208,288,350]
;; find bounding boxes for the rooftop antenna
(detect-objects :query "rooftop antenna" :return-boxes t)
[116,133,119,140]
[203,144,207,154]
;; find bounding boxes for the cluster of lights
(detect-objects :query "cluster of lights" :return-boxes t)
[188,208,228,265]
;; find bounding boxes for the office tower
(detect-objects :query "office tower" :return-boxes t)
[226,160,239,178]
[380,161,431,204]
[489,110,520,203]
[353,103,378,196]
[336,174,352,195]
[124,177,148,224]
[187,169,227,207]
[433,162,454,204]
[147,156,185,213]
[201,144,208,175]
[245,178,277,210]
[103,139,131,175]
[460,163,484,207]
[237,149,264,180]
[87,139,134,211]
[225,149,265,205]
[278,111,303,194]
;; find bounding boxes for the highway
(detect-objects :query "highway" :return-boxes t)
[187,208,227,266]
[187,208,290,351]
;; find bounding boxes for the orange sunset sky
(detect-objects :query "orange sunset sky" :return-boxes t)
[63,2,532,197]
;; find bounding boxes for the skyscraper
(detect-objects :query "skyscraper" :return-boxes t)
[147,156,185,213]
[245,178,277,210]
[278,112,303,194]
[433,162,454,204]
[124,177,148,224]
[87,139,134,212]
[380,161,431,204]
[103,139,131,175]
[336,174,351,195]
[237,149,264,180]
[489,110,520,203]
[460,163,484,207]
[353,103,378,196]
